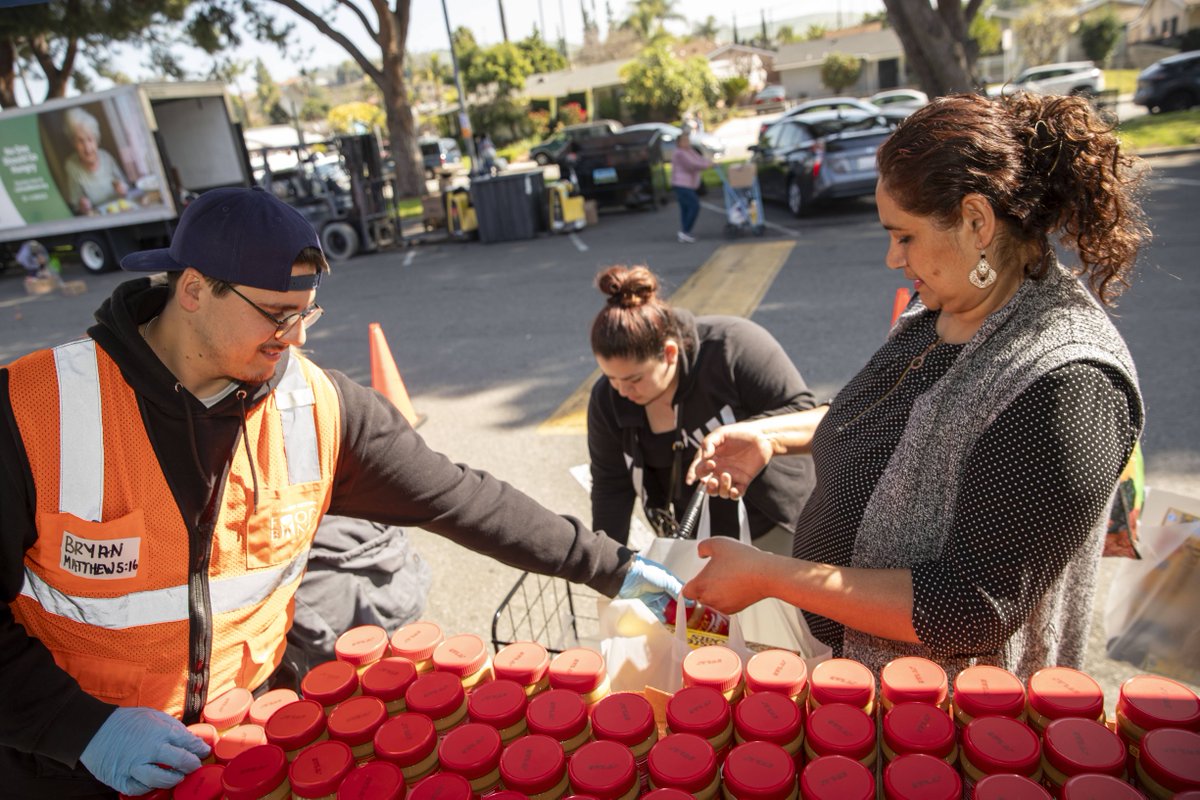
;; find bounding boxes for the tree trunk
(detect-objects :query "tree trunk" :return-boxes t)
[0,38,17,108]
[883,0,975,96]
[378,1,424,197]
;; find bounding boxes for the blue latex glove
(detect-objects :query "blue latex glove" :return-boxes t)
[618,554,684,622]
[80,707,209,795]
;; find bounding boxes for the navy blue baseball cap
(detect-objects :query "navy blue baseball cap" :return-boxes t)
[121,186,324,292]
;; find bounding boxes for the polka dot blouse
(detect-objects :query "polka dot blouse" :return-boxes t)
[793,311,1135,657]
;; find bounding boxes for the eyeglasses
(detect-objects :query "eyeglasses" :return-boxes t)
[227,285,323,340]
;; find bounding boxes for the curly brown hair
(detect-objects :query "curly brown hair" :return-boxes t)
[876,92,1150,305]
[590,265,691,361]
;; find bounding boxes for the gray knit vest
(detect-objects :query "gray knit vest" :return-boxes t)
[843,260,1143,682]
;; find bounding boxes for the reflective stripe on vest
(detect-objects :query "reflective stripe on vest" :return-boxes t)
[54,339,104,522]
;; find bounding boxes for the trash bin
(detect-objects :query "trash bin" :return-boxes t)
[469,172,545,244]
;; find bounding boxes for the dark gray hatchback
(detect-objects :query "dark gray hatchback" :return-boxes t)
[1134,50,1200,113]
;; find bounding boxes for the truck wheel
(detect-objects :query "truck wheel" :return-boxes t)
[77,234,116,274]
[320,222,359,262]
[534,153,551,166]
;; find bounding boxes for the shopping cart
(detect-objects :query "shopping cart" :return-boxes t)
[491,571,602,655]
[715,162,765,238]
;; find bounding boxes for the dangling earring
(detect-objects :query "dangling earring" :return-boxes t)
[969,251,996,289]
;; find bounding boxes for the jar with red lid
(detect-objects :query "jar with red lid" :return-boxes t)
[494,641,552,696]
[264,698,329,759]
[972,774,1052,800]
[745,650,809,708]
[880,702,957,766]
[204,686,254,732]
[468,678,530,744]
[722,740,797,800]
[173,762,226,800]
[433,633,495,691]
[733,691,804,770]
[666,685,734,763]
[291,739,356,799]
[684,645,746,704]
[489,792,533,800]
[1116,674,1200,770]
[362,657,419,716]
[119,790,170,800]
[569,740,639,800]
[304,660,363,711]
[391,622,445,673]
[1060,773,1147,800]
[500,733,571,800]
[960,716,1043,797]
[1040,717,1125,797]
[187,722,220,765]
[213,723,268,765]
[879,657,949,713]
[881,753,960,800]
[249,688,299,727]
[527,688,594,756]
[405,671,469,735]
[373,712,440,784]
[591,692,658,793]
[647,733,720,800]
[329,695,390,763]
[438,722,504,795]
[337,760,407,800]
[409,772,474,800]
[1026,667,1106,736]
[807,659,875,716]
[1135,727,1200,798]
[798,754,874,800]
[338,625,393,673]
[952,664,1027,731]
[643,789,698,800]
[222,743,290,800]
[548,647,611,709]
[803,703,876,772]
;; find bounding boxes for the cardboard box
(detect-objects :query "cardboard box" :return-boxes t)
[584,199,599,226]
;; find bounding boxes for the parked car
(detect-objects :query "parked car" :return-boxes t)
[868,88,929,112]
[988,61,1104,97]
[769,96,904,138]
[753,85,787,105]
[622,122,727,160]
[752,110,894,217]
[1134,50,1200,113]
[528,120,623,165]
[419,137,462,176]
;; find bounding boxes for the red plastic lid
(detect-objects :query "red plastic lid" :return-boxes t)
[592,692,656,746]
[1060,773,1146,800]
[409,772,473,800]
[881,753,959,800]
[374,712,438,766]
[173,763,226,800]
[439,722,504,779]
[1117,674,1200,732]
[390,621,444,663]
[879,657,948,707]
[665,685,732,740]
[1027,667,1105,722]
[433,633,490,677]
[564,796,600,800]
[682,646,744,694]
[302,659,361,706]
[1042,717,1124,777]
[203,686,254,729]
[647,733,718,794]
[328,695,389,747]
[120,791,170,800]
[362,657,419,703]
[212,724,267,765]
[527,688,590,740]
[249,688,299,727]
[499,734,569,794]
[745,649,808,697]
[809,659,875,709]
[337,624,392,666]
[494,641,551,686]
[405,671,467,720]
[221,744,288,800]
[468,679,529,730]
[490,793,534,800]
[641,790,693,800]
[804,703,875,761]
[799,755,875,800]
[548,647,608,694]
[972,774,1052,800]
[186,722,220,750]
[264,698,327,751]
[733,691,803,746]
[337,760,407,800]
[881,702,956,759]
[290,739,356,797]
[960,716,1041,775]
[952,665,1026,719]
[1139,727,1200,792]
[722,740,796,800]
[568,740,638,798]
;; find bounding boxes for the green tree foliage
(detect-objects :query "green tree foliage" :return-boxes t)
[517,31,567,74]
[692,16,720,41]
[1013,0,1075,66]
[804,24,828,41]
[620,43,718,121]
[720,75,750,106]
[969,9,1002,56]
[465,42,533,94]
[1078,12,1122,66]
[621,0,684,41]
[328,100,386,133]
[821,53,864,93]
[255,58,290,124]
[775,25,797,45]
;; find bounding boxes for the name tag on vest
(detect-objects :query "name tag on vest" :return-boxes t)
[60,531,141,579]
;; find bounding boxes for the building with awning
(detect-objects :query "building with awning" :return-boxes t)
[523,59,630,121]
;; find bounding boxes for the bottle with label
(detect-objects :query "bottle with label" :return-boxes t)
[433,633,495,691]
[548,647,611,709]
[665,598,731,636]
[494,640,552,696]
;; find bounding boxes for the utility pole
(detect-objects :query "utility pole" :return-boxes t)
[497,0,509,42]
[538,0,546,38]
[441,0,479,176]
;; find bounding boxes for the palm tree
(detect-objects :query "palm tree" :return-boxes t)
[621,0,684,41]
[692,14,719,41]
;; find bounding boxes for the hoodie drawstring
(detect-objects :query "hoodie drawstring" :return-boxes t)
[236,390,260,513]
[177,383,207,482]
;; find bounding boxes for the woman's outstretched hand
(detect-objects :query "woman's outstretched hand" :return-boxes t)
[686,422,774,500]
[682,536,774,614]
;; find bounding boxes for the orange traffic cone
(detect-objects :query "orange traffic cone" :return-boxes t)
[891,286,912,327]
[369,322,424,428]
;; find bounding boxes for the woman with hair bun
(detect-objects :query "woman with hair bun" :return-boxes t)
[587,265,816,552]
[684,93,1148,680]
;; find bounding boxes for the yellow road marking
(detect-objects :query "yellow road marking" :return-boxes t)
[538,240,796,434]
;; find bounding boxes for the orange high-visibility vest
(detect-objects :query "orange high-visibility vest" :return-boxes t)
[7,339,341,717]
